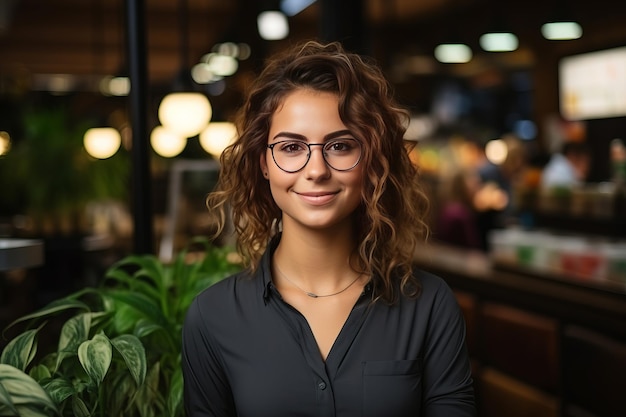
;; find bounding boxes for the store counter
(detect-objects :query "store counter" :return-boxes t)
[414,242,626,417]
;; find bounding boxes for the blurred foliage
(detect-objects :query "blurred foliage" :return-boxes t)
[0,107,129,223]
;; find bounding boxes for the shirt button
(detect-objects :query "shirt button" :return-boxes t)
[318,381,327,390]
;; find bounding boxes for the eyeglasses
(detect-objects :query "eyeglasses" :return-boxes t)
[267,138,362,173]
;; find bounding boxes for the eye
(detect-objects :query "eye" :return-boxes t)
[325,139,358,153]
[278,141,308,153]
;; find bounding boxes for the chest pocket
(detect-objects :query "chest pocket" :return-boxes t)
[362,359,422,417]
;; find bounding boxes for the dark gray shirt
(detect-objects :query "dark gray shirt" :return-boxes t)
[182,240,475,417]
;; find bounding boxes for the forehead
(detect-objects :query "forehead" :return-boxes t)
[269,89,346,138]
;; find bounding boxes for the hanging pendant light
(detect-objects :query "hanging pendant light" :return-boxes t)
[150,126,187,158]
[158,92,212,138]
[199,122,238,158]
[157,0,211,139]
[84,127,122,159]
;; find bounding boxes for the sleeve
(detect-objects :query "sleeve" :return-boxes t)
[182,296,236,417]
[422,279,475,417]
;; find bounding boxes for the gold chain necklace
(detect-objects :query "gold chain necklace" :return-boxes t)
[274,262,362,298]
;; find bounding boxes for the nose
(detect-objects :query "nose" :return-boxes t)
[304,144,331,180]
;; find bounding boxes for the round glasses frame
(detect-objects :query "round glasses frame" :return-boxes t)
[267,140,362,173]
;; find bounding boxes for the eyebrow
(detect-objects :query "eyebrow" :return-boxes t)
[271,129,354,142]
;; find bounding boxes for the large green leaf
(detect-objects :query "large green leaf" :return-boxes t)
[111,335,146,386]
[78,334,112,386]
[5,297,90,330]
[1,328,39,371]
[42,377,75,405]
[0,378,19,415]
[105,290,169,330]
[55,313,91,371]
[0,364,59,415]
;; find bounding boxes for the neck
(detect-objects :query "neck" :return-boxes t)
[274,227,359,291]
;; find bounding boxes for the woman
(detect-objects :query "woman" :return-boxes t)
[182,41,475,416]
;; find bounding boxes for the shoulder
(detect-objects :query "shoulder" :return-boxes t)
[185,271,257,328]
[401,268,460,312]
[413,268,451,292]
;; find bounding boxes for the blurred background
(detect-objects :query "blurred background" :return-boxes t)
[1,1,626,416]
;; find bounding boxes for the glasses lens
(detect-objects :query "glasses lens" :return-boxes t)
[271,141,310,172]
[323,138,361,171]
[270,139,362,172]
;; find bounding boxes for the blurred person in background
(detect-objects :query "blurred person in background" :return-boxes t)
[476,135,528,250]
[435,168,483,250]
[540,141,591,189]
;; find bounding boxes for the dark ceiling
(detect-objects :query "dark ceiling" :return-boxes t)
[1,0,625,117]
[0,0,468,85]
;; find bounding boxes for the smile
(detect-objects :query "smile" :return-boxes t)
[295,191,339,205]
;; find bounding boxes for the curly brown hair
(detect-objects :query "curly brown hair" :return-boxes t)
[207,40,430,303]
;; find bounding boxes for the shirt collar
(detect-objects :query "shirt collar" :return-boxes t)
[260,234,281,304]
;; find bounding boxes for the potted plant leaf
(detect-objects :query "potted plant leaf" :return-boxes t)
[0,238,241,417]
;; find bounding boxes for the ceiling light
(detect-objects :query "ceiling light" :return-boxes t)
[479,32,519,52]
[83,127,121,159]
[150,126,187,158]
[199,122,238,158]
[434,44,472,64]
[541,21,582,40]
[257,11,289,40]
[158,92,212,138]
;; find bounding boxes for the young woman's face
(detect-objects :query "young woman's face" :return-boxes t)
[261,89,364,232]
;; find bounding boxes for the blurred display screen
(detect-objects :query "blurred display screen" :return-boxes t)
[559,46,626,120]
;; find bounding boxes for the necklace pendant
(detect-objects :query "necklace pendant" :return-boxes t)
[306,292,319,298]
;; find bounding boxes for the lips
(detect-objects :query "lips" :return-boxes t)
[295,191,338,205]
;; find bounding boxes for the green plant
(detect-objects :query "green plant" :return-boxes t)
[0,238,242,417]
[0,106,129,231]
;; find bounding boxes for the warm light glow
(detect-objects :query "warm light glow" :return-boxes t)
[158,92,212,138]
[0,131,10,156]
[434,44,472,63]
[102,76,130,96]
[541,22,582,40]
[83,127,121,159]
[200,122,238,157]
[257,11,289,40]
[150,126,187,158]
[479,32,519,52]
[485,139,508,165]
[191,63,220,84]
[208,54,239,76]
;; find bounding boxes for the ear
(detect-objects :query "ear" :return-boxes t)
[260,153,269,179]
